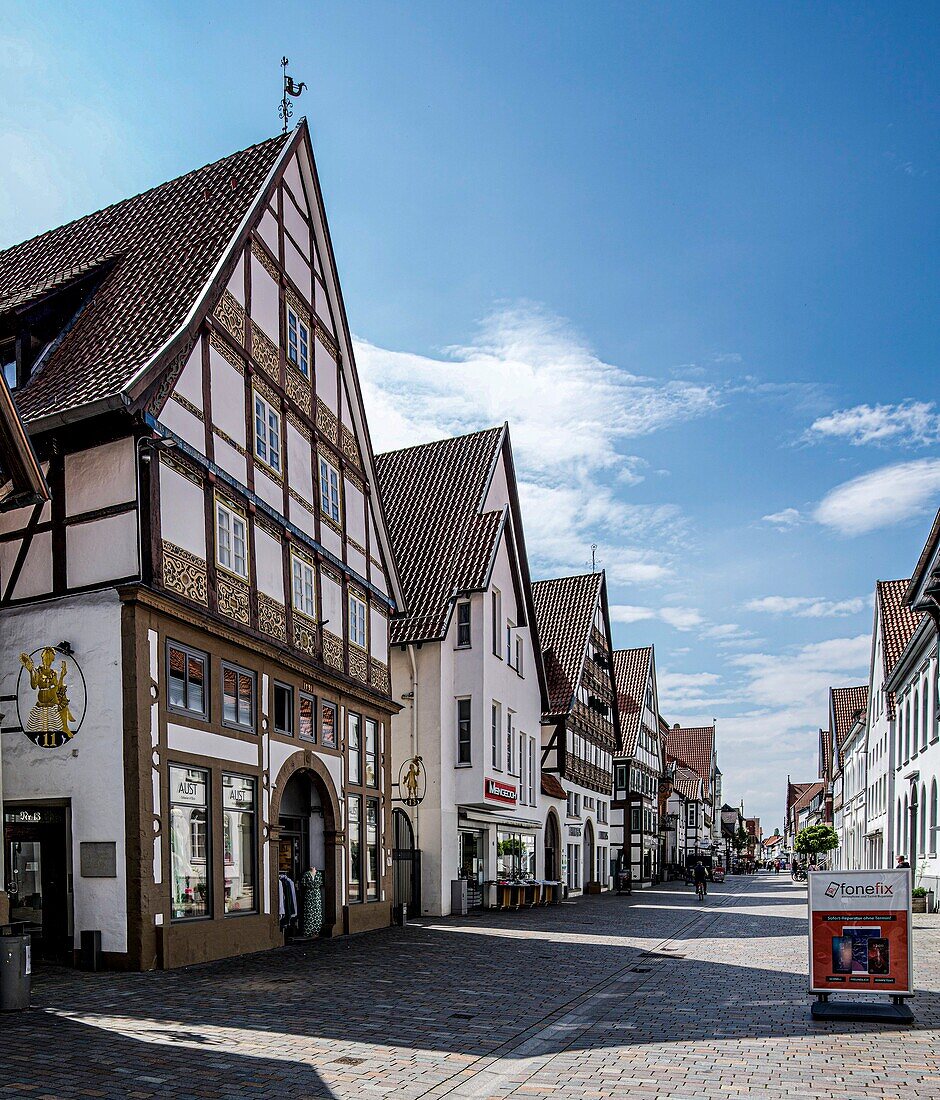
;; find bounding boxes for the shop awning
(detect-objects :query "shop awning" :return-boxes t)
[458,809,543,832]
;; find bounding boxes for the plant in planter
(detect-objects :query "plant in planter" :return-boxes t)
[912,885,929,913]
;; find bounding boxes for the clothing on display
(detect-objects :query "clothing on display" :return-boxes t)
[300,868,324,937]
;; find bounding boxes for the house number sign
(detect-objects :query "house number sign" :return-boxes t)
[16,646,87,749]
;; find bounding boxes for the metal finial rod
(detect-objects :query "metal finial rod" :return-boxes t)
[279,55,307,134]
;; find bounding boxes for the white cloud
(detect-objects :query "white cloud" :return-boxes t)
[762,507,802,529]
[814,459,940,536]
[743,595,868,618]
[357,303,720,581]
[807,401,940,447]
[609,604,702,631]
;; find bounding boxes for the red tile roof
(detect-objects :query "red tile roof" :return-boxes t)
[665,724,715,798]
[612,646,653,757]
[541,773,567,800]
[1,133,290,426]
[531,573,603,716]
[792,780,824,814]
[831,685,868,749]
[672,763,703,802]
[375,427,505,644]
[786,781,817,816]
[877,579,923,719]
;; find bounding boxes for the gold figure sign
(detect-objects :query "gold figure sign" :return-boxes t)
[17,646,85,749]
[398,755,426,807]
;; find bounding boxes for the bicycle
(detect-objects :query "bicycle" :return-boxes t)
[695,879,707,902]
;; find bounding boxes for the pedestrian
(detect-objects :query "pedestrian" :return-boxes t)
[896,854,911,869]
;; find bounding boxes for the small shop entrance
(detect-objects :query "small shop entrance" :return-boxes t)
[277,772,329,936]
[3,803,70,961]
[458,829,486,909]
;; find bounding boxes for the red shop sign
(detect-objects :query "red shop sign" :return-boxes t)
[485,777,517,804]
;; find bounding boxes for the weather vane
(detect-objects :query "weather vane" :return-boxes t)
[591,543,598,573]
[279,56,307,134]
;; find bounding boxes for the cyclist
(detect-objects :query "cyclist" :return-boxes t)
[693,860,708,901]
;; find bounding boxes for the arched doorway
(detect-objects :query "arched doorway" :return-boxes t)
[584,819,596,885]
[544,810,561,881]
[392,809,421,916]
[270,755,340,938]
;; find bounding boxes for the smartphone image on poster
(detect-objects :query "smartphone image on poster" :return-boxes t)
[867,937,890,975]
[843,926,881,974]
[832,935,853,974]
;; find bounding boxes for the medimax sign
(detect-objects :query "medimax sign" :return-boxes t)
[808,869,912,996]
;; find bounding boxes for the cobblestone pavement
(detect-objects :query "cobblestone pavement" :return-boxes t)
[3,875,940,1099]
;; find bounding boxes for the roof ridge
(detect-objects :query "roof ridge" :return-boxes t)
[0,132,289,257]
[376,424,503,463]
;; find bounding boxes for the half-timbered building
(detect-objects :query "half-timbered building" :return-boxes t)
[376,426,552,915]
[664,723,717,868]
[0,121,404,968]
[531,572,619,894]
[610,646,665,885]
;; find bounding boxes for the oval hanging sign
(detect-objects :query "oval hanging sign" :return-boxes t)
[16,646,87,749]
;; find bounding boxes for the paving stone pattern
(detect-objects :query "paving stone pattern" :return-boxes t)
[2,876,939,1098]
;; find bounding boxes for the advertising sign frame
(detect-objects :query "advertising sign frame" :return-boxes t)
[807,868,914,1021]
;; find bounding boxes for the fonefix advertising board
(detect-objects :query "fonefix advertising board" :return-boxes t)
[808,869,912,996]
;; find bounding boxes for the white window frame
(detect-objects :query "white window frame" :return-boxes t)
[319,455,341,524]
[286,305,310,378]
[348,592,368,649]
[216,498,249,580]
[253,390,282,473]
[291,552,317,620]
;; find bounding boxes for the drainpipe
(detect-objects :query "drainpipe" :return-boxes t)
[407,643,419,853]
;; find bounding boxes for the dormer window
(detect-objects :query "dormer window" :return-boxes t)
[286,306,310,378]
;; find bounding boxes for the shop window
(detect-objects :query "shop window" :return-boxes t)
[348,712,362,784]
[167,641,208,719]
[366,798,380,901]
[348,593,367,649]
[299,692,316,741]
[348,796,362,902]
[319,456,341,523]
[291,553,316,619]
[365,718,379,787]
[273,682,294,736]
[222,662,255,731]
[497,829,536,879]
[456,698,472,765]
[216,498,248,579]
[169,765,210,920]
[223,774,256,914]
[253,390,282,473]
[456,601,471,648]
[321,700,337,748]
[286,305,310,378]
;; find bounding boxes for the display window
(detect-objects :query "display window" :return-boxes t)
[223,774,257,914]
[169,765,210,920]
[496,829,536,879]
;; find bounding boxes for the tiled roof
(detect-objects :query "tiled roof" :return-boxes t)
[831,685,868,749]
[877,579,923,718]
[792,780,824,814]
[375,427,505,645]
[818,729,831,781]
[665,725,715,798]
[786,781,817,815]
[0,133,289,425]
[612,646,652,757]
[672,763,703,802]
[541,773,567,800]
[531,573,603,716]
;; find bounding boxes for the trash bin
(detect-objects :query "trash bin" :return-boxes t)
[0,933,31,1011]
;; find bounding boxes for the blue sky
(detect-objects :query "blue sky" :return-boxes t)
[3,2,938,830]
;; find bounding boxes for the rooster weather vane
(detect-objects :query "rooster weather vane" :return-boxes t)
[279,57,306,134]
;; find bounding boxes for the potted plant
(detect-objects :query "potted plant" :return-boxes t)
[912,886,928,913]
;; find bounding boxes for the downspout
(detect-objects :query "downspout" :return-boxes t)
[407,643,419,853]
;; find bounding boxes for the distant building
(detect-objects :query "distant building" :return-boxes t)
[665,724,717,866]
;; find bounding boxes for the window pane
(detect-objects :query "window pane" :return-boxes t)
[274,684,292,734]
[366,799,379,900]
[223,775,256,914]
[321,702,337,747]
[349,713,361,784]
[300,694,315,740]
[223,666,238,723]
[169,765,209,920]
[168,646,186,708]
[348,797,362,902]
[365,719,378,786]
[237,673,253,727]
